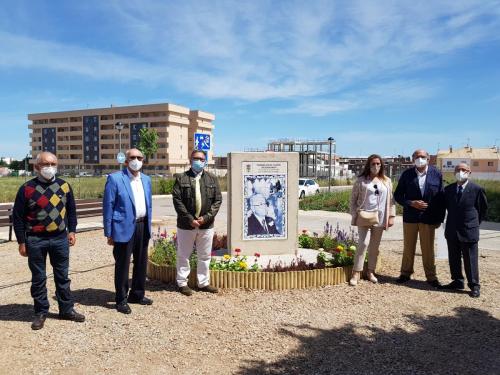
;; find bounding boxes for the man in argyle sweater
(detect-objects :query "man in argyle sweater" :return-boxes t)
[13,152,85,330]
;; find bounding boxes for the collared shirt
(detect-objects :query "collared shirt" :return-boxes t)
[416,166,428,196]
[254,214,269,233]
[457,180,469,193]
[126,168,146,219]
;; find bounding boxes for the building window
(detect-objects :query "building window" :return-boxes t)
[446,161,452,166]
[473,161,479,167]
[488,161,494,166]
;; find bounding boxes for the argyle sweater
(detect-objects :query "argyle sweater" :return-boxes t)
[12,177,77,244]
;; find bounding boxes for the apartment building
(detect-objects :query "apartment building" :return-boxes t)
[28,103,215,175]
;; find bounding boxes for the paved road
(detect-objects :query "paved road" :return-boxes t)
[2,189,499,251]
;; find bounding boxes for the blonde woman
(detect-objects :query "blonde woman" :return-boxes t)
[349,154,396,286]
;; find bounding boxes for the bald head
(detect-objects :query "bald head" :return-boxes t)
[412,149,429,160]
[35,152,57,169]
[455,162,470,173]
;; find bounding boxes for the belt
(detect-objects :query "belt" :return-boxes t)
[136,217,146,223]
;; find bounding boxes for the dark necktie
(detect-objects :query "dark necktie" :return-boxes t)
[262,219,269,234]
[457,185,463,203]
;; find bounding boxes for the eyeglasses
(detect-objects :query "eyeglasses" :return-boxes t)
[373,184,379,196]
[39,162,57,167]
[129,156,144,161]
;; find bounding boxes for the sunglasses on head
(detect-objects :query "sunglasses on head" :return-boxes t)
[129,156,144,161]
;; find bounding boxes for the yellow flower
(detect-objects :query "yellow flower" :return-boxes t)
[223,254,231,260]
[239,261,248,270]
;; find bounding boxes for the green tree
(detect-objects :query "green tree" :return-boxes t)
[137,128,159,163]
[0,158,7,167]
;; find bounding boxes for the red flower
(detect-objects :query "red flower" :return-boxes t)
[254,252,261,258]
[347,251,353,257]
[211,251,216,256]
[235,248,241,253]
[302,229,308,234]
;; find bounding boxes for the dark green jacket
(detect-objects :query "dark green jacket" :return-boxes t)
[172,169,222,230]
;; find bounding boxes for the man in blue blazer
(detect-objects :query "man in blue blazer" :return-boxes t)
[103,148,153,314]
[440,163,488,298]
[394,149,445,287]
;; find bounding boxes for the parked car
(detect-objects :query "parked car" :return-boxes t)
[299,178,320,199]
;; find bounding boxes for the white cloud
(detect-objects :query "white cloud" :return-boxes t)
[0,0,499,108]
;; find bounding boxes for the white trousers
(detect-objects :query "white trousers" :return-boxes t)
[353,226,384,272]
[176,227,214,287]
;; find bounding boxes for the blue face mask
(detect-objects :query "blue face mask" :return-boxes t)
[192,160,205,172]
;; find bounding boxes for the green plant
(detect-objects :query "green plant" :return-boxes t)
[158,178,175,194]
[209,249,260,272]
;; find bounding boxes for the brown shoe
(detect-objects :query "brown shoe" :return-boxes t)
[59,309,85,322]
[198,285,218,293]
[178,286,193,296]
[31,314,47,330]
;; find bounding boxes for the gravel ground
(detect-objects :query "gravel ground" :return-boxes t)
[0,230,499,375]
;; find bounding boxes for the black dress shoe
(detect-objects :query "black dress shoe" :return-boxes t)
[178,286,193,296]
[470,288,480,298]
[396,275,410,283]
[427,279,442,288]
[116,302,132,314]
[439,281,465,290]
[59,309,85,322]
[31,314,47,330]
[128,296,153,305]
[198,285,219,293]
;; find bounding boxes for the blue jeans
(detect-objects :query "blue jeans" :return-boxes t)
[26,232,74,314]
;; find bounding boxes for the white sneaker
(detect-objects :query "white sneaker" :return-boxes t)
[349,272,360,286]
[368,272,378,283]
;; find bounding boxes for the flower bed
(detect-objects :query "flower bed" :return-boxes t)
[147,261,352,290]
[147,226,355,290]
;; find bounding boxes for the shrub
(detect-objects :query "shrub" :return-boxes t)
[158,178,175,194]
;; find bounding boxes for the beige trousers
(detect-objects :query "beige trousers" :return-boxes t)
[401,222,437,281]
[353,226,384,272]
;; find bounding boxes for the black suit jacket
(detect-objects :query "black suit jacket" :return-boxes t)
[247,213,279,236]
[444,181,488,242]
[394,165,445,225]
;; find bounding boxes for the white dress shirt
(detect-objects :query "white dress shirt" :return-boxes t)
[457,180,469,193]
[126,169,146,219]
[416,166,428,196]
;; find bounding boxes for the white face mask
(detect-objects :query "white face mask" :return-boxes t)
[455,171,469,183]
[414,157,428,168]
[128,159,143,172]
[40,166,57,180]
[370,165,381,175]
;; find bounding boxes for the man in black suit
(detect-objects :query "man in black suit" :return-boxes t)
[246,194,280,236]
[440,163,488,298]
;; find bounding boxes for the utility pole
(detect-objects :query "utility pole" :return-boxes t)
[327,137,334,192]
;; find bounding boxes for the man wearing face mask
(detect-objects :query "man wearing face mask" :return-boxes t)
[440,163,488,298]
[103,148,153,314]
[394,149,445,287]
[172,149,222,296]
[12,152,85,330]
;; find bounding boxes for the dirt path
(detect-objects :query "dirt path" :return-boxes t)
[0,230,499,374]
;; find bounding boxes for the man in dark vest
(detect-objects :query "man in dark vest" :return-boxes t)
[172,149,222,296]
[13,151,85,330]
[440,162,488,298]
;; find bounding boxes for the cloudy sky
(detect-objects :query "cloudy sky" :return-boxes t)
[0,0,499,159]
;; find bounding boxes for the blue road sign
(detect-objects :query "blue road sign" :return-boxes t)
[117,152,126,164]
[194,133,211,151]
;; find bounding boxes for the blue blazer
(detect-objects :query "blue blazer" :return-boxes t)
[394,165,445,225]
[103,169,152,243]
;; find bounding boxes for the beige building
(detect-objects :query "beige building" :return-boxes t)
[28,103,215,175]
[436,146,500,180]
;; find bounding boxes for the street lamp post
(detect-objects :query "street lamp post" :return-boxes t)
[115,121,124,170]
[327,137,334,192]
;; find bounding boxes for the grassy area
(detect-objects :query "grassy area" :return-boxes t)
[0,175,228,203]
[316,178,353,187]
[300,178,500,222]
